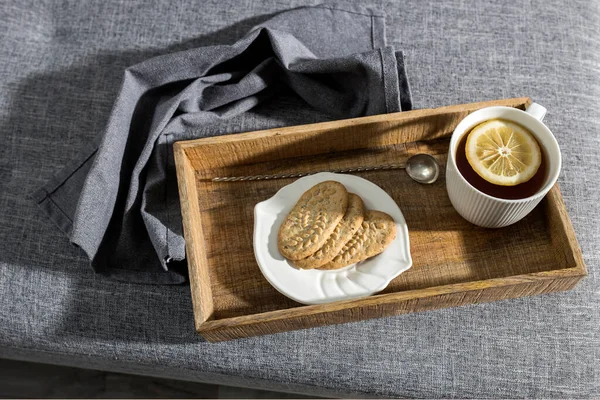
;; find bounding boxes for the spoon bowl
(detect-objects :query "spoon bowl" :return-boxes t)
[405,154,439,184]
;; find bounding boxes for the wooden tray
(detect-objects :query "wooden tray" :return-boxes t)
[174,97,587,342]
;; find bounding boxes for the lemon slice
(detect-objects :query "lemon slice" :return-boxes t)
[465,119,542,186]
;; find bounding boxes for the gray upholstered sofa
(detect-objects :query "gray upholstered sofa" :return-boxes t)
[1,1,598,397]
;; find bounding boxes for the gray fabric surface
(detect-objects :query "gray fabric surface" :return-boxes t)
[31,3,411,284]
[1,0,599,398]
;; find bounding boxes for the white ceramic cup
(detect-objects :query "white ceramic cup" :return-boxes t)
[446,103,561,228]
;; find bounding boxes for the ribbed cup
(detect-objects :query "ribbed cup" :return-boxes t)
[446,104,561,228]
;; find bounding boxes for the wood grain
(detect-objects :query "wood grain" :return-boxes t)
[173,97,587,342]
[174,145,215,327]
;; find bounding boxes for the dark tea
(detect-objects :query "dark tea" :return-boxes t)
[455,126,548,200]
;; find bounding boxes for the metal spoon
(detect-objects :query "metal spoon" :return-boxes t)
[210,153,440,183]
[405,153,440,184]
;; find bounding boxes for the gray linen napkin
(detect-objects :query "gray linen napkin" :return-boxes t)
[33,3,412,284]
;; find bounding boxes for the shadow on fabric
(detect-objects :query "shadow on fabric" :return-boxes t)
[0,13,279,345]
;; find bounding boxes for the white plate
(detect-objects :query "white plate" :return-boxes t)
[253,172,412,305]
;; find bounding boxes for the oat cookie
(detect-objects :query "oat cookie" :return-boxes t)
[293,193,365,269]
[319,210,396,270]
[278,181,348,260]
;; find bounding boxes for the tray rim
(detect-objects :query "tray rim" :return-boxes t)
[174,97,587,341]
[175,97,533,151]
[199,263,586,330]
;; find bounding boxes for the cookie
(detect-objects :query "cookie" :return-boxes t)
[293,193,365,270]
[319,210,396,270]
[278,181,349,260]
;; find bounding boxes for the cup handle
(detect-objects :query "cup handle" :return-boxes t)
[525,102,547,122]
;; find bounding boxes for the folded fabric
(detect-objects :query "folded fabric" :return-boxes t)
[33,3,412,284]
